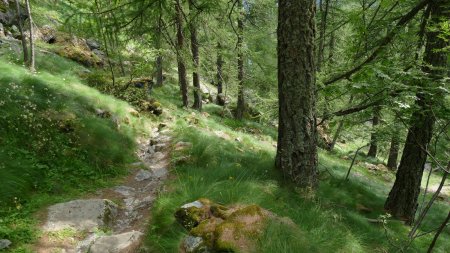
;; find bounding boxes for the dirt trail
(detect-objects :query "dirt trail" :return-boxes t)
[34,126,172,253]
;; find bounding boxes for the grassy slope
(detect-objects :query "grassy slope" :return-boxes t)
[0,47,154,252]
[146,84,450,252]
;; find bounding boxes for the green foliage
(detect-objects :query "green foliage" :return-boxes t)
[0,49,152,250]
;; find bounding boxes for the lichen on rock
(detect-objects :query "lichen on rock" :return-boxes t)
[176,199,275,253]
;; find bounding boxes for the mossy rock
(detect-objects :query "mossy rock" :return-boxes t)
[177,200,271,253]
[175,200,212,231]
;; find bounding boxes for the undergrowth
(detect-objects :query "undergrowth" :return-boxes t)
[0,49,152,252]
[145,94,450,252]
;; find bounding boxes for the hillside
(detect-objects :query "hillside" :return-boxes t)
[1,0,449,253]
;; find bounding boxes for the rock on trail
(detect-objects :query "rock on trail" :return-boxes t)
[34,126,172,253]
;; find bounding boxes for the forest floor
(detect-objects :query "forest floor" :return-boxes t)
[0,39,449,253]
[32,127,172,253]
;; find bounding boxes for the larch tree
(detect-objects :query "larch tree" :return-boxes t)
[276,0,318,188]
[367,105,381,157]
[235,0,245,120]
[216,42,225,106]
[387,131,400,170]
[188,0,202,111]
[155,2,164,87]
[24,0,34,72]
[15,0,28,65]
[175,0,189,107]
[384,0,449,225]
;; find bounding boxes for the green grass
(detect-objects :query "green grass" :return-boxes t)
[145,89,450,253]
[0,48,153,252]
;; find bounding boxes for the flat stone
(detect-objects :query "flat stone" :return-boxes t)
[43,199,118,232]
[0,239,11,250]
[114,186,135,197]
[181,201,203,209]
[151,166,168,179]
[89,231,143,253]
[135,169,152,182]
[151,152,166,161]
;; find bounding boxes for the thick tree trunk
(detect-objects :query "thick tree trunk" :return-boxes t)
[385,0,449,225]
[367,105,381,158]
[25,0,34,72]
[317,0,330,71]
[15,0,28,64]
[276,0,318,188]
[175,0,189,107]
[387,134,400,170]
[216,42,225,106]
[235,0,245,120]
[188,0,202,111]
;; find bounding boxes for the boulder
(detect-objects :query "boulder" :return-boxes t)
[89,231,143,253]
[86,38,101,50]
[0,239,11,250]
[138,99,163,116]
[176,199,275,253]
[175,199,211,230]
[0,0,27,26]
[43,199,118,232]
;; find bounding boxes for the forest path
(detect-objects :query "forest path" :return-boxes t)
[33,125,172,253]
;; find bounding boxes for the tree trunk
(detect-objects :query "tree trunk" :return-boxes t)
[276,0,318,188]
[367,105,381,157]
[15,0,28,64]
[317,0,330,71]
[387,134,400,170]
[384,0,449,225]
[25,0,34,72]
[188,0,202,111]
[235,0,245,120]
[427,211,450,252]
[155,6,164,87]
[330,95,353,151]
[175,0,189,107]
[94,0,115,85]
[216,42,225,106]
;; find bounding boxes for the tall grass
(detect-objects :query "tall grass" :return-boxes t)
[0,50,152,251]
[146,103,450,253]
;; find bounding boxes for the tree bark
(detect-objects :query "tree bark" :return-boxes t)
[367,105,381,158]
[276,0,318,188]
[175,0,189,107]
[24,0,34,72]
[216,42,225,106]
[155,11,164,87]
[15,0,28,65]
[235,0,245,120]
[384,0,449,225]
[387,133,400,170]
[188,0,202,111]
